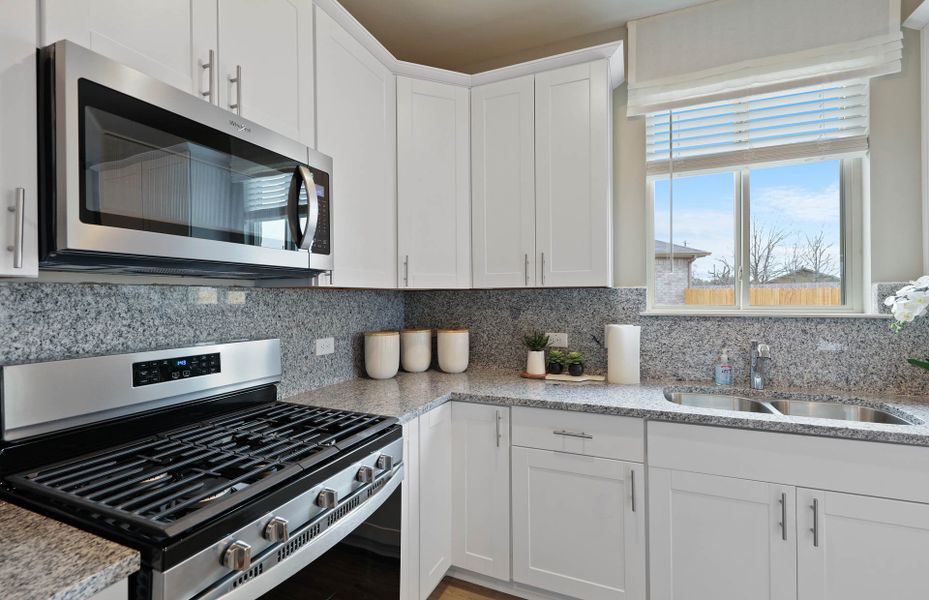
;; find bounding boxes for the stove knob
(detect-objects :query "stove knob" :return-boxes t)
[376,454,393,470]
[222,540,252,572]
[264,516,289,543]
[356,465,375,484]
[316,488,338,509]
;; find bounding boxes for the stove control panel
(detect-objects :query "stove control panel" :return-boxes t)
[132,352,221,387]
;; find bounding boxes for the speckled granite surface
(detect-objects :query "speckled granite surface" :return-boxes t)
[285,369,929,447]
[405,287,929,395]
[0,282,403,397]
[0,501,139,600]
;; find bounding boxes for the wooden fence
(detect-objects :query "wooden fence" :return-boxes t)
[684,287,841,306]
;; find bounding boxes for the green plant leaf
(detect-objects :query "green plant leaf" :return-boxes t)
[907,358,929,371]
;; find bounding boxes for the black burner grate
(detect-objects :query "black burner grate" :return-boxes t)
[6,403,394,538]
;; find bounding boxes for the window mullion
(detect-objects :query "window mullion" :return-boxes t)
[738,169,752,309]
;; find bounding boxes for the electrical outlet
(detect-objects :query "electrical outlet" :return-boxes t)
[315,337,335,356]
[546,332,568,347]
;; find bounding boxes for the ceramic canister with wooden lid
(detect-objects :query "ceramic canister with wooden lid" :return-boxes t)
[364,330,400,379]
[400,328,431,372]
[437,328,469,373]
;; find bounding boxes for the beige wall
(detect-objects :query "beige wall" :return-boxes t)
[612,28,926,287]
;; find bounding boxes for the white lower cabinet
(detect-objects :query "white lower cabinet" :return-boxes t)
[401,418,421,600]
[648,468,797,600]
[512,447,645,600]
[797,488,929,600]
[451,403,510,580]
[418,403,453,598]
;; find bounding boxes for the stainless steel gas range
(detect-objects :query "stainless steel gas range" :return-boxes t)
[0,339,403,599]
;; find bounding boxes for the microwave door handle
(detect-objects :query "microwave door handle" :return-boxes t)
[287,165,318,251]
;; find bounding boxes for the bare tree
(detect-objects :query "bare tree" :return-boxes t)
[781,235,806,276]
[707,257,735,285]
[801,231,837,279]
[749,220,789,284]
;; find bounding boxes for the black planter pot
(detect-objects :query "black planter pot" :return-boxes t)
[568,363,584,376]
[548,363,564,375]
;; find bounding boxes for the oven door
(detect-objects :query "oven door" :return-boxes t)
[42,40,333,275]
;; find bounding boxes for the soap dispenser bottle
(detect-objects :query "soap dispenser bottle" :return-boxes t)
[715,350,733,385]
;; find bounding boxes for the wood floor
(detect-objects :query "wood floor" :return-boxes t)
[428,577,522,600]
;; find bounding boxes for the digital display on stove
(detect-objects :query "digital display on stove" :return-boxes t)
[132,352,221,387]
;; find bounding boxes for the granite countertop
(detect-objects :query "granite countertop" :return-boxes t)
[285,369,929,447]
[0,501,139,600]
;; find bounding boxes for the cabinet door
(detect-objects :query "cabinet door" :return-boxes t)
[451,403,510,580]
[798,488,929,600]
[401,418,420,600]
[419,403,452,598]
[535,60,611,287]
[315,7,397,288]
[0,0,38,277]
[217,0,313,144]
[471,76,535,288]
[397,77,470,289]
[42,0,216,97]
[512,447,645,600]
[648,468,797,600]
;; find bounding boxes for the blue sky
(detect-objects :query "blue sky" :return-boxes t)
[654,159,841,281]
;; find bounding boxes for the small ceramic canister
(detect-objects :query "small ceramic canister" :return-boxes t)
[437,328,469,374]
[364,331,400,379]
[400,328,432,372]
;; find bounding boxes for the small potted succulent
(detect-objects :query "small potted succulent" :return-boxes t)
[547,349,566,374]
[566,351,585,376]
[523,332,550,376]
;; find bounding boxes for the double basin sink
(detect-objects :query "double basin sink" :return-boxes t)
[666,392,917,425]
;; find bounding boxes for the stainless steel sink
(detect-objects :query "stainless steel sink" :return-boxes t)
[767,398,915,425]
[666,392,775,414]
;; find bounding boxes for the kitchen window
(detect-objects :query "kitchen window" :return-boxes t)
[645,82,867,314]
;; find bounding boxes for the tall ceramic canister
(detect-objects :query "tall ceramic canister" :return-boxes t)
[437,328,469,374]
[400,328,432,372]
[364,331,400,379]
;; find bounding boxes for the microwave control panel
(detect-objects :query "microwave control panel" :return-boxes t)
[132,352,221,387]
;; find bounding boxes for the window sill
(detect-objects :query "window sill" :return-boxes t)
[640,309,891,319]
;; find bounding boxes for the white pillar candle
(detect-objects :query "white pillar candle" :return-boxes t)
[606,324,641,384]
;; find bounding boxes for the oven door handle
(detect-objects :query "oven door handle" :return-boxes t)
[287,165,319,251]
[202,465,403,600]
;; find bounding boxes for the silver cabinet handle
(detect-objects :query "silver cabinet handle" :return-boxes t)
[631,469,636,513]
[495,410,502,447]
[779,492,787,541]
[229,64,242,115]
[524,253,529,286]
[201,49,215,103]
[541,252,546,285]
[403,255,409,287]
[810,498,819,547]
[553,429,593,440]
[7,188,24,269]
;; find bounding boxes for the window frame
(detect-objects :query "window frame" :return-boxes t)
[645,154,866,316]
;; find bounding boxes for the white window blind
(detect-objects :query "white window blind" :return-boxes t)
[646,81,869,176]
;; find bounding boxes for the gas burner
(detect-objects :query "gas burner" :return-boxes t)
[141,472,171,485]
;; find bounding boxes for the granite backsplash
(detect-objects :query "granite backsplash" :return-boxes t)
[0,282,403,398]
[405,287,929,397]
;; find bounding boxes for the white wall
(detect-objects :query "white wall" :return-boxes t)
[612,28,926,287]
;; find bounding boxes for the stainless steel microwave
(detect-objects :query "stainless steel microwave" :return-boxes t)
[38,40,333,279]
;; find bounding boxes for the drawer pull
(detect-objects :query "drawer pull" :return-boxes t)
[553,429,593,440]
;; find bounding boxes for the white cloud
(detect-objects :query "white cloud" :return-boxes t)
[753,182,840,223]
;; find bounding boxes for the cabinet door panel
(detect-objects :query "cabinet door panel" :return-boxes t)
[649,468,796,600]
[798,488,929,600]
[419,404,452,598]
[535,60,611,287]
[397,77,470,289]
[451,403,510,580]
[471,76,535,288]
[217,0,313,144]
[400,418,420,600]
[42,0,215,96]
[513,447,645,600]
[315,7,396,288]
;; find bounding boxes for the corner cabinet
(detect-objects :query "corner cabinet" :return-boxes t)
[315,7,397,288]
[397,77,471,289]
[0,0,38,277]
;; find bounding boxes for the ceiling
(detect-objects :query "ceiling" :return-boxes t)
[338,0,715,74]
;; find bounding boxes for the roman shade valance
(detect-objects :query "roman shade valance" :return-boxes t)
[627,0,902,116]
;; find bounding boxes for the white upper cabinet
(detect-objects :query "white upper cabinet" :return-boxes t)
[535,60,611,287]
[471,75,536,288]
[397,77,471,289]
[42,0,217,98]
[0,0,38,277]
[315,7,397,288]
[216,0,314,145]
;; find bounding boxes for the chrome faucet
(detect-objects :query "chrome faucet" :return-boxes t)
[750,341,771,390]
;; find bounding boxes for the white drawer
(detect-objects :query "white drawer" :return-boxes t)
[511,407,644,462]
